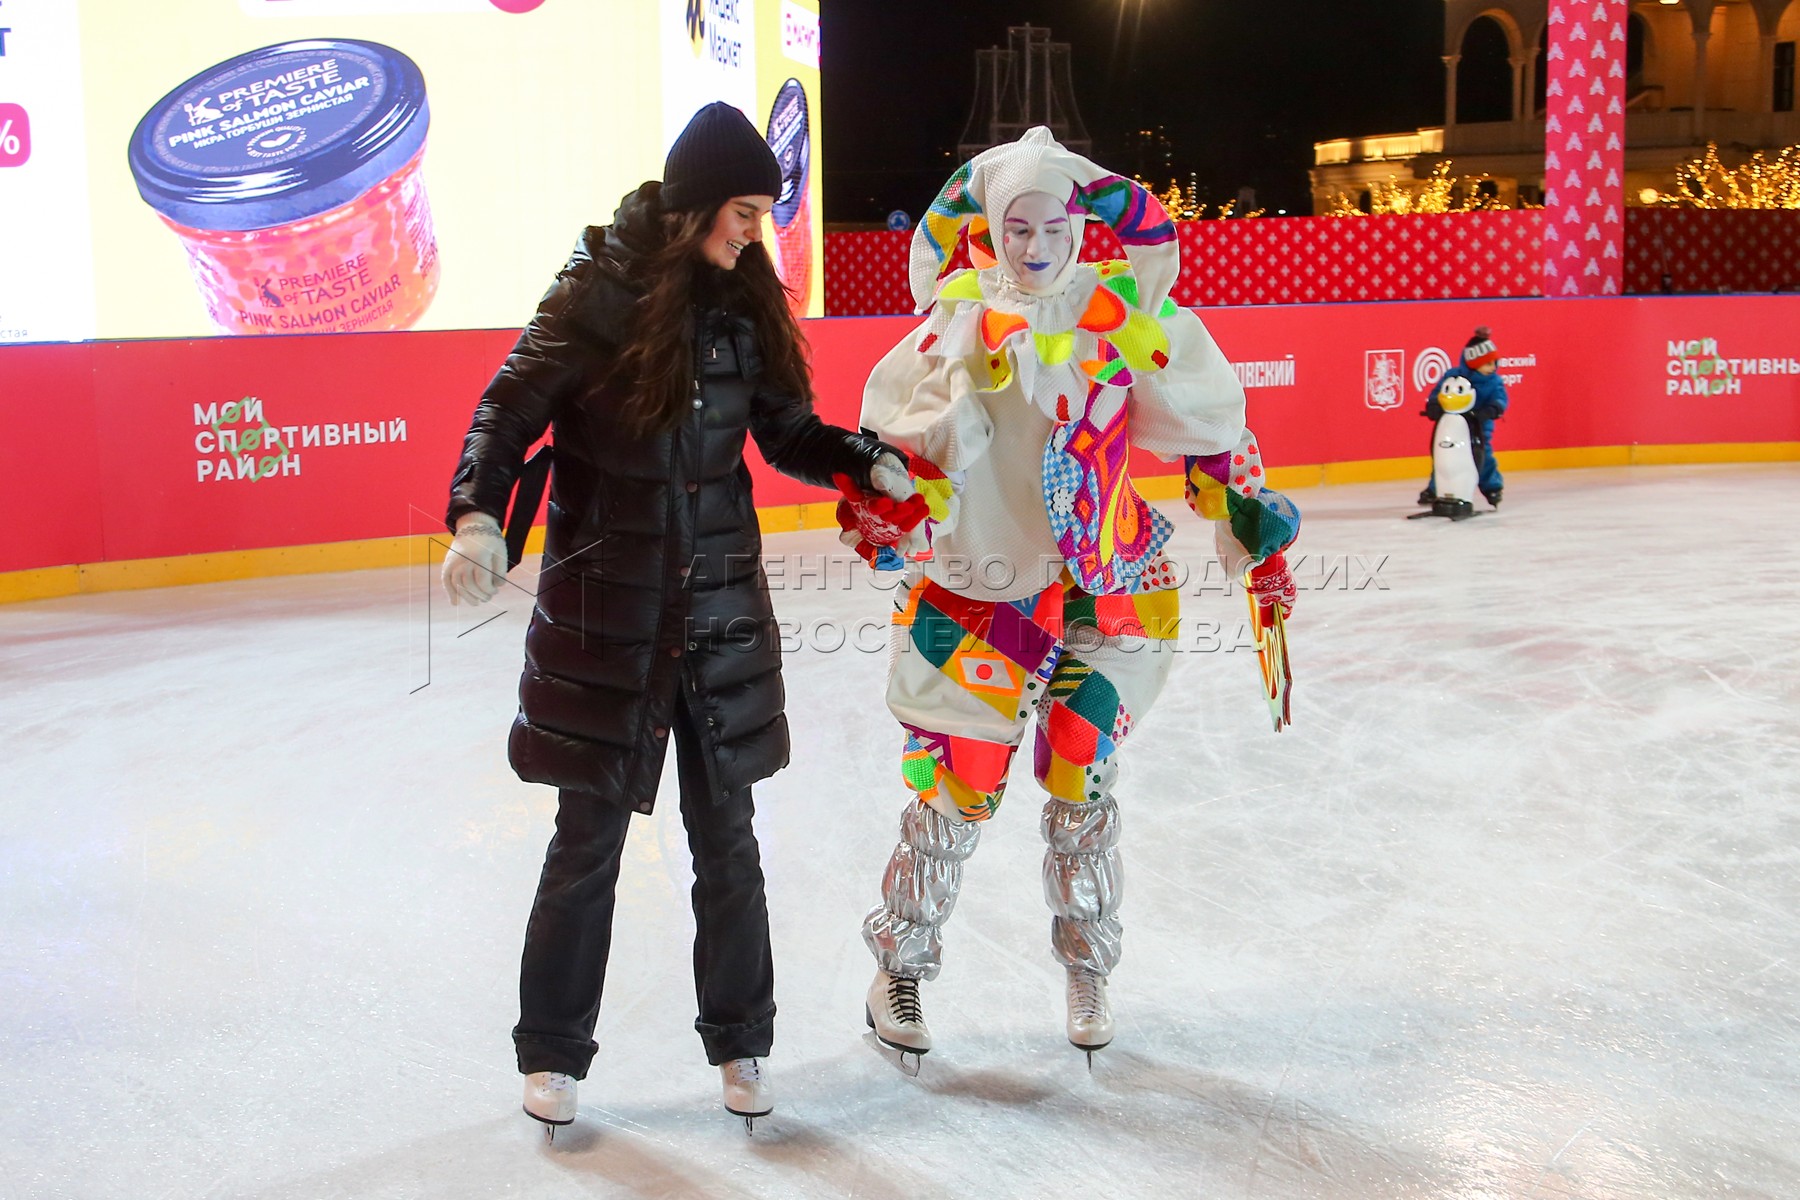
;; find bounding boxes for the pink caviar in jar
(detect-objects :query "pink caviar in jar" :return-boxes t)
[159,148,439,335]
[129,39,440,336]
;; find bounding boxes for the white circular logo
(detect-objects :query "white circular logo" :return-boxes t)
[245,125,307,159]
[1413,346,1452,392]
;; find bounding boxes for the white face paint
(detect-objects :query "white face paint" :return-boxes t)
[1000,190,1075,293]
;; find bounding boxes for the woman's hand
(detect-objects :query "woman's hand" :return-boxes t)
[442,513,509,605]
[868,453,915,502]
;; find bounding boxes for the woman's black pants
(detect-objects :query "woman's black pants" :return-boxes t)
[512,691,775,1077]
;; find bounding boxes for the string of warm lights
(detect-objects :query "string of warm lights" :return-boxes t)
[1323,161,1518,217]
[1655,142,1800,209]
[1135,175,1265,220]
[1135,143,1800,221]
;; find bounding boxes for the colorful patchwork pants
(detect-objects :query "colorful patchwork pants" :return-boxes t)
[862,569,1180,980]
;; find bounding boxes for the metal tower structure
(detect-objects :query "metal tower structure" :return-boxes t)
[958,25,1092,160]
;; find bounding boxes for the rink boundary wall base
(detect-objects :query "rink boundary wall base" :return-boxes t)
[2,294,1797,603]
[3,443,1796,605]
[0,498,859,604]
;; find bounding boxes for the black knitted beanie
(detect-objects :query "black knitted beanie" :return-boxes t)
[661,102,782,213]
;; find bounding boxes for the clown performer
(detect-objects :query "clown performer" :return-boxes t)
[838,127,1301,1065]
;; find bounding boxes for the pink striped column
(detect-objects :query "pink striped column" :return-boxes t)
[1543,0,1628,296]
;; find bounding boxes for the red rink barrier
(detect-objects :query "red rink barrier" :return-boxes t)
[3,293,1798,577]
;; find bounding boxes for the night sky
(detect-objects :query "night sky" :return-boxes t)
[820,1,1449,223]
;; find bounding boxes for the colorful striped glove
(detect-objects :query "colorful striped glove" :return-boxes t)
[1247,552,1296,624]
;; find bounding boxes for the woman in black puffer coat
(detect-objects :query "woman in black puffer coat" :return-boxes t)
[441,104,913,1135]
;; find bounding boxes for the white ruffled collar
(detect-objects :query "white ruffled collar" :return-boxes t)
[978,264,1100,336]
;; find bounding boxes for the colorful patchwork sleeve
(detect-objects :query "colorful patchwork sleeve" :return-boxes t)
[881,451,960,562]
[903,452,956,520]
[1184,432,1301,564]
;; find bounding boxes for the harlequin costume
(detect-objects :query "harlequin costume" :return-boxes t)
[849,127,1301,1053]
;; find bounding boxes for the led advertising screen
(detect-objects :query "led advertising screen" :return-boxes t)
[0,0,824,344]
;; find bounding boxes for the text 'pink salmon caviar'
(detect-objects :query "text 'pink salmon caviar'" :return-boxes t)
[129,39,439,336]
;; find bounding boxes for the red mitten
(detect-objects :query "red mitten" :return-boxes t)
[834,472,930,567]
[1248,552,1296,625]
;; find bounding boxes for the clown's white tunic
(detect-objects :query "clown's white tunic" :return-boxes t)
[863,262,1259,602]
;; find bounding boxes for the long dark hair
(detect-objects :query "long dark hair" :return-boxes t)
[612,205,812,437]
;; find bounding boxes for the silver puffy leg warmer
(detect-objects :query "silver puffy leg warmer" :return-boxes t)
[1041,794,1123,975]
[862,802,981,981]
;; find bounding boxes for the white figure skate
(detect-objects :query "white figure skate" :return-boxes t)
[522,1071,576,1141]
[720,1057,773,1134]
[1066,969,1115,1066]
[866,968,931,1072]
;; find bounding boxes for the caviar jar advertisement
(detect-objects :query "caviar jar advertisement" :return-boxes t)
[0,0,825,344]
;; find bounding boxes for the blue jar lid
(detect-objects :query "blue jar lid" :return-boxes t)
[128,39,429,232]
[764,79,810,229]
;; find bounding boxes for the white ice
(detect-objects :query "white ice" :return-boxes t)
[2,464,1797,1200]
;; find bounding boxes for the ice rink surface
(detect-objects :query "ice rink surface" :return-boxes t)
[3,464,1797,1200]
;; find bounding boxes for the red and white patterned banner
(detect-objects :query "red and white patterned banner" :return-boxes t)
[822,231,916,315]
[1543,0,1628,296]
[823,210,1800,316]
[825,215,1547,316]
[1625,209,1800,294]
[1167,213,1544,307]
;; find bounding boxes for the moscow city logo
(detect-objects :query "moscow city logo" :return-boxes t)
[1364,349,1405,410]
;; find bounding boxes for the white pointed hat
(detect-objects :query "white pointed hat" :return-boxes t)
[907,126,1180,313]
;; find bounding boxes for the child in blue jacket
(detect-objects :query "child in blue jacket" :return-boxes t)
[1418,326,1508,507]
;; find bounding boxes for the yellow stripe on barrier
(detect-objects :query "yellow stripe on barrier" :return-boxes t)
[1496,445,1633,471]
[1133,475,1185,501]
[0,566,82,604]
[1625,441,1800,465]
[5,444,1798,604]
[755,499,841,534]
